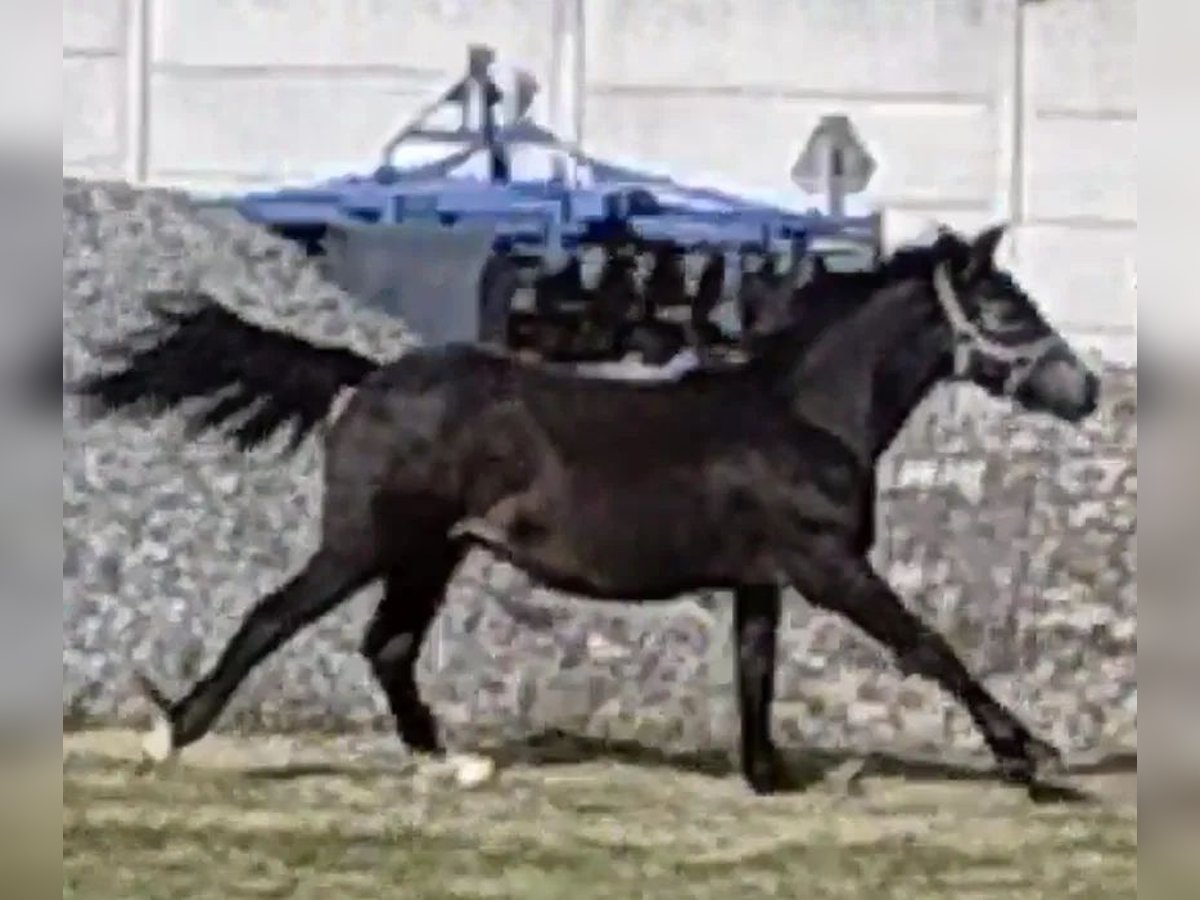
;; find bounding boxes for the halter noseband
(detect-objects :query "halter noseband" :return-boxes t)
[932,263,1061,397]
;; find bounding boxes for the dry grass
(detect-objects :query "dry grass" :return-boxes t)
[59,730,1138,900]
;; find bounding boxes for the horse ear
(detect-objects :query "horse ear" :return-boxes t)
[966,223,1007,277]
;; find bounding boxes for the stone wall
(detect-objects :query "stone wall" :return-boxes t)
[62,180,1136,763]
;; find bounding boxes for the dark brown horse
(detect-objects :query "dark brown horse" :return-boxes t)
[73,224,1099,795]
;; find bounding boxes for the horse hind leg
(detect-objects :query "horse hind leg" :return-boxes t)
[134,546,376,767]
[359,541,495,788]
[360,542,463,755]
[732,586,784,795]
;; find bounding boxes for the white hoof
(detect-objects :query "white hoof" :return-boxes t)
[131,670,178,767]
[141,709,177,766]
[448,752,496,789]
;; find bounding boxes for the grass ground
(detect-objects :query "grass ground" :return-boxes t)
[57,730,1140,900]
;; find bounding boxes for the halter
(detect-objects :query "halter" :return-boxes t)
[932,263,1061,397]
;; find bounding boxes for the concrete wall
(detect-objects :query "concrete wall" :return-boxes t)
[1014,0,1136,366]
[62,0,558,187]
[62,0,1136,364]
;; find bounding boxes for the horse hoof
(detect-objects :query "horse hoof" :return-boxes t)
[449,752,496,789]
[746,764,783,796]
[748,776,778,797]
[1007,736,1064,785]
[141,713,177,766]
[1027,736,1064,773]
[132,670,177,767]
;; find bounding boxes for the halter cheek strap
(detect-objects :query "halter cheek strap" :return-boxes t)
[932,264,1061,397]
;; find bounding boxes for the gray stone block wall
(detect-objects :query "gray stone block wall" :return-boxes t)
[62,179,1136,763]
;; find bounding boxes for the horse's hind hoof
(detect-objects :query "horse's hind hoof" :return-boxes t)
[132,670,178,768]
[449,752,496,790]
[141,710,177,767]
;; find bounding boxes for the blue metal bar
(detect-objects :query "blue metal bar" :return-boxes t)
[199,45,884,272]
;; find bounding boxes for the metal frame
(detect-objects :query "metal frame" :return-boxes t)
[194,45,884,345]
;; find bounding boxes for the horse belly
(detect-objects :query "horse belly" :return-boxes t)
[553,486,731,596]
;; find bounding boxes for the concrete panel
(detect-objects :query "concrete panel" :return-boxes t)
[585,93,996,207]
[64,160,127,181]
[63,0,126,52]
[586,0,1007,97]
[1024,0,1135,113]
[63,57,126,165]
[1024,116,1135,223]
[147,73,441,181]
[151,0,554,72]
[1011,224,1136,337]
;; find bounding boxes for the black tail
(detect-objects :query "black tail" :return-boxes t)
[70,291,381,452]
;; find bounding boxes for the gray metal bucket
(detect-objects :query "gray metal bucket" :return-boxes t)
[322,220,497,345]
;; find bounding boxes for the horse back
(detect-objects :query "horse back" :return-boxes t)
[335,344,869,550]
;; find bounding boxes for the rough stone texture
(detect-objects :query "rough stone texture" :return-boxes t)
[62,179,1137,765]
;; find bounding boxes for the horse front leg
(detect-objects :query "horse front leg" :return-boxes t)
[732,585,783,794]
[779,541,1060,787]
[853,469,877,557]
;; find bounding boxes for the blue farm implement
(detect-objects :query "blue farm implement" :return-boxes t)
[195,45,883,363]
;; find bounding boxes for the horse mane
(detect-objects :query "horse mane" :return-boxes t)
[806,228,973,299]
[745,227,975,361]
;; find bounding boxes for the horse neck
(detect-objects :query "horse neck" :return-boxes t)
[769,277,952,464]
[864,297,954,459]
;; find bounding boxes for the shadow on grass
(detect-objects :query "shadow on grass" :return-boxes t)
[238,728,1135,805]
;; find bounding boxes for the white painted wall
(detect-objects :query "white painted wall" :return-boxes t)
[62,0,1136,364]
